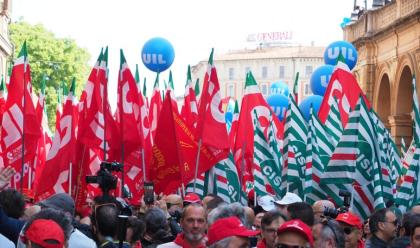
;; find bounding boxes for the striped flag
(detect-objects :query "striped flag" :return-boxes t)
[397,75,420,212]
[322,96,385,219]
[186,171,211,198]
[305,107,337,204]
[324,96,343,147]
[212,162,233,203]
[253,111,283,197]
[223,153,248,205]
[282,94,307,198]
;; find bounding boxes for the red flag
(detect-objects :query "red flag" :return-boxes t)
[1,42,41,190]
[115,50,151,203]
[32,78,53,192]
[195,49,229,153]
[74,48,119,210]
[318,55,370,126]
[34,82,79,201]
[229,100,239,151]
[180,65,198,129]
[233,72,284,186]
[149,73,162,141]
[151,91,222,194]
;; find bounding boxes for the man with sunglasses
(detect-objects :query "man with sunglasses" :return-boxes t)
[336,212,364,248]
[367,208,398,248]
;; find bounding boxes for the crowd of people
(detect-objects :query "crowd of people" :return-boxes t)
[1,168,420,247]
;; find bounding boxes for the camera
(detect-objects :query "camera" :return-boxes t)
[85,161,123,195]
[323,189,352,219]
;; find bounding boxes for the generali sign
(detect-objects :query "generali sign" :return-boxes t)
[247,31,293,43]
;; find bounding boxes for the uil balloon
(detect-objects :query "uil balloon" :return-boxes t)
[324,41,358,70]
[270,81,289,96]
[141,37,175,72]
[267,94,288,121]
[310,65,335,96]
[298,95,323,121]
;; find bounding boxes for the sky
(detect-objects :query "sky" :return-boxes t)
[12,0,358,110]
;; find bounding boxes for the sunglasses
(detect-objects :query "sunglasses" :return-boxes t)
[343,227,357,235]
[276,244,308,248]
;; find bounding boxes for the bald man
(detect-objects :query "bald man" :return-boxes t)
[312,200,335,223]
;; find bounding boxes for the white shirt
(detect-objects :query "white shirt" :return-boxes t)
[157,242,182,248]
[0,233,15,248]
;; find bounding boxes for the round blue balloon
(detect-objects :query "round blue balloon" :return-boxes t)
[310,65,335,96]
[270,81,289,96]
[141,37,175,72]
[298,95,324,121]
[267,94,289,121]
[324,41,358,70]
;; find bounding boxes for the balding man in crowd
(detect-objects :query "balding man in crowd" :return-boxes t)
[313,200,335,223]
[158,203,206,248]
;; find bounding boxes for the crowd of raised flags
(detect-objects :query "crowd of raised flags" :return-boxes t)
[0,42,419,220]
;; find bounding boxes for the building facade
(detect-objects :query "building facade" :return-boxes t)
[191,45,325,103]
[343,0,419,146]
[0,0,12,81]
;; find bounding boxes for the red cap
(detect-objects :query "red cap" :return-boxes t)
[25,219,65,248]
[184,193,201,204]
[336,212,363,229]
[277,219,313,247]
[207,216,260,246]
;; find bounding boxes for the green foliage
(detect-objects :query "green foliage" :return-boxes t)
[9,21,90,131]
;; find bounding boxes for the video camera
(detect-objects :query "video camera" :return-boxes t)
[323,189,352,219]
[85,161,123,195]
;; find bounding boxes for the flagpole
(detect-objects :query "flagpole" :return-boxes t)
[20,54,27,193]
[68,162,72,195]
[141,148,146,181]
[119,67,125,197]
[239,142,246,202]
[193,139,202,193]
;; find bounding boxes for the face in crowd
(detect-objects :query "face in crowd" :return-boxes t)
[181,204,207,242]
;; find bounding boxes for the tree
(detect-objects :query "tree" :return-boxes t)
[9,21,90,131]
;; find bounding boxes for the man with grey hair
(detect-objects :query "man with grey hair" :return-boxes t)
[315,219,345,248]
[158,203,207,248]
[207,202,248,227]
[207,216,260,248]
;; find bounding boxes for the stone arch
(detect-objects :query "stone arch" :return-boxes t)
[375,73,391,125]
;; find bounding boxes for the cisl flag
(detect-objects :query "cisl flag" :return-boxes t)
[195,49,229,155]
[34,79,79,201]
[318,54,370,127]
[1,42,41,189]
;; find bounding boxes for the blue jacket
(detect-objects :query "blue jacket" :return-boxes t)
[0,207,25,244]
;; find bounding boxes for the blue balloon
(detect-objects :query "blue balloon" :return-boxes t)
[270,81,289,96]
[298,95,324,121]
[267,94,289,121]
[324,41,358,70]
[141,37,175,72]
[310,65,335,96]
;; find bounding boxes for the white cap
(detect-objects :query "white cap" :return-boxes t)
[274,192,302,205]
[257,195,276,211]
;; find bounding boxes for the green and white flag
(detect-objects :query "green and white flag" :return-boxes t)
[253,111,271,197]
[397,75,420,212]
[282,93,307,198]
[253,112,283,197]
[322,96,385,219]
[324,96,343,147]
[224,153,248,205]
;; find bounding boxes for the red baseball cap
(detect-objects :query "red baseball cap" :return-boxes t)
[183,193,201,204]
[336,212,363,229]
[24,219,65,248]
[207,216,260,246]
[277,219,314,247]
